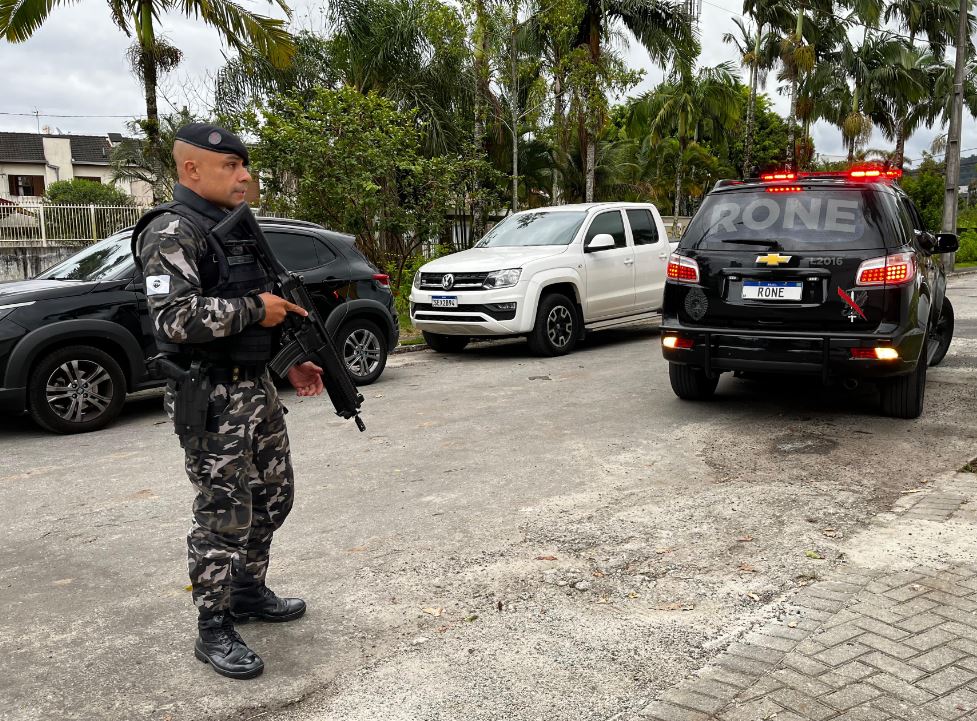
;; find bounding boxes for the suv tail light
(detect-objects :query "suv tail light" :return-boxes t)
[373,273,391,286]
[855,252,916,287]
[667,254,700,283]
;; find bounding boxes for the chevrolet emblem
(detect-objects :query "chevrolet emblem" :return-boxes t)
[756,253,792,267]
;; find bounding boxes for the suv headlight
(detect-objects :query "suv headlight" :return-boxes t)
[485,268,522,289]
[412,271,421,289]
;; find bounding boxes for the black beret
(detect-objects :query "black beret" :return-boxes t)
[175,123,249,166]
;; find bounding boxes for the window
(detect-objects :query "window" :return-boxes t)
[626,209,660,245]
[315,239,337,263]
[75,176,102,184]
[9,174,44,197]
[585,211,627,249]
[264,231,321,271]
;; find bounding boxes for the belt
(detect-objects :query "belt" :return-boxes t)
[207,365,267,384]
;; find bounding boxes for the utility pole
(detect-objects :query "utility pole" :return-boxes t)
[941,0,971,272]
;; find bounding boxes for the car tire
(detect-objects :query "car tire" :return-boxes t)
[668,363,719,400]
[28,345,127,434]
[422,332,470,353]
[338,319,387,385]
[879,337,928,419]
[928,297,954,367]
[527,293,578,356]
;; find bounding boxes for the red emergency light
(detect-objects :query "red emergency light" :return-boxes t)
[760,172,798,181]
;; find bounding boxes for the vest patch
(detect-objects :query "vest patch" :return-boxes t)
[146,275,171,295]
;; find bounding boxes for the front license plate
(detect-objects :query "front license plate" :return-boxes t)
[431,295,459,308]
[742,281,803,301]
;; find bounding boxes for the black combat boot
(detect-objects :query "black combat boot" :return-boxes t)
[194,612,264,679]
[230,584,306,623]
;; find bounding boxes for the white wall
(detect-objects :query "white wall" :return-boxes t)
[41,136,73,186]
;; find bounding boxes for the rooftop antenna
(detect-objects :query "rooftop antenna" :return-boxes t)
[32,108,41,134]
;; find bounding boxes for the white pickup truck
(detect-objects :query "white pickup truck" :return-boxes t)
[409,202,674,355]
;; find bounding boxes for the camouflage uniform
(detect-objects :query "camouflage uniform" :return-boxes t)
[136,198,295,614]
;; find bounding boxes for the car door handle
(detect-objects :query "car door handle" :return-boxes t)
[624,258,634,266]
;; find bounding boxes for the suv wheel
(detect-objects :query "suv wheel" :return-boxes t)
[928,297,954,367]
[28,345,126,434]
[879,337,928,419]
[668,363,720,400]
[338,319,387,385]
[422,332,470,353]
[527,293,578,356]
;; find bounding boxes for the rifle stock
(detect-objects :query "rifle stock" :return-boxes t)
[211,204,366,432]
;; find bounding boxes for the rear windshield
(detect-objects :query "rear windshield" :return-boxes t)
[681,187,892,251]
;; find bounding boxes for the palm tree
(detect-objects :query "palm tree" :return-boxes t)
[884,0,962,55]
[629,61,741,234]
[574,0,698,201]
[1,0,295,201]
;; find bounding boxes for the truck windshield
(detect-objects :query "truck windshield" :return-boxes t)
[476,211,587,247]
[36,232,135,281]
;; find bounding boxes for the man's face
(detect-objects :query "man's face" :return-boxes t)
[187,150,251,208]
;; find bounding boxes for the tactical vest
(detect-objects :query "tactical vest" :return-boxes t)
[132,200,277,368]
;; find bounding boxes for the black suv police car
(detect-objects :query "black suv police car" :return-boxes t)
[661,167,958,419]
[0,218,398,434]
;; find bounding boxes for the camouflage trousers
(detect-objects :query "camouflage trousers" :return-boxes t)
[166,372,294,613]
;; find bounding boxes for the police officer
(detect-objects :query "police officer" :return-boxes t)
[133,123,325,680]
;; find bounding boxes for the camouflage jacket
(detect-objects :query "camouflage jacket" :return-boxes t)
[136,212,266,345]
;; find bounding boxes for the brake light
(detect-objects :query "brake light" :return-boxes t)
[851,347,900,360]
[849,169,881,179]
[766,186,803,193]
[855,252,916,286]
[848,166,901,180]
[373,273,390,286]
[761,171,797,181]
[666,254,700,283]
[663,336,694,350]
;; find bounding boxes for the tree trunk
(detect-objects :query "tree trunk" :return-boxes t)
[510,9,519,212]
[585,135,596,203]
[743,24,762,177]
[552,72,564,204]
[941,0,969,272]
[471,0,490,240]
[584,12,600,203]
[138,0,162,203]
[786,75,797,169]
[672,136,685,238]
[894,122,907,170]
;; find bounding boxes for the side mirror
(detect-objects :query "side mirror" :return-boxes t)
[586,233,616,252]
[935,232,959,254]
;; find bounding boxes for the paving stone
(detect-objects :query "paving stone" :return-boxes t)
[746,634,797,653]
[682,678,743,702]
[733,674,784,702]
[956,656,977,674]
[896,612,945,633]
[884,584,932,603]
[826,609,867,628]
[807,585,856,603]
[768,687,835,720]
[782,652,833,678]
[854,616,910,641]
[917,575,971,597]
[860,651,927,682]
[950,638,977,657]
[906,626,960,651]
[814,623,865,647]
[918,666,977,695]
[852,602,906,625]
[717,654,779,678]
[858,633,918,660]
[697,666,754,690]
[821,580,867,595]
[796,595,846,613]
[831,704,889,721]
[834,660,876,681]
[724,643,782,666]
[662,689,728,715]
[932,605,977,629]
[762,625,811,642]
[927,591,977,613]
[771,667,833,697]
[816,642,872,667]
[891,597,940,616]
[716,697,785,721]
[922,686,977,720]
[867,672,937,705]
[871,694,939,721]
[912,646,968,673]
[822,683,882,711]
[638,700,710,720]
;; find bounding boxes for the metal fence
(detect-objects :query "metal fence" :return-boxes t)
[0,204,151,246]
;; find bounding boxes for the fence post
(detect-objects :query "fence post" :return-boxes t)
[89,204,98,241]
[39,204,48,247]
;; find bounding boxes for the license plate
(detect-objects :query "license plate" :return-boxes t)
[742,281,803,301]
[431,295,458,308]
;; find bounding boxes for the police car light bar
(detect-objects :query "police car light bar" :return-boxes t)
[760,172,797,181]
[756,166,902,183]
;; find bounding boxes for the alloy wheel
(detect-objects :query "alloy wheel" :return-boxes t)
[546,306,574,348]
[344,328,383,377]
[45,359,115,424]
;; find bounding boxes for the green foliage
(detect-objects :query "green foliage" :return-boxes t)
[252,87,503,290]
[386,245,453,319]
[956,230,977,263]
[110,109,202,202]
[44,179,133,206]
[728,91,790,175]
[901,154,946,232]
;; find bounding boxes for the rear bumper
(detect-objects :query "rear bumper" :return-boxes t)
[660,323,923,380]
[0,386,27,415]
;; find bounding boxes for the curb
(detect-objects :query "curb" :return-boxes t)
[392,343,429,355]
[949,267,977,277]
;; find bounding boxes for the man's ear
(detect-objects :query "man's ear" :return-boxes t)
[182,159,200,180]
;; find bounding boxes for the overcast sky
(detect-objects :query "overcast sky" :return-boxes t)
[0,0,973,166]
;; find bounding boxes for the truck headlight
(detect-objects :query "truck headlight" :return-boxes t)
[412,271,421,289]
[485,268,521,288]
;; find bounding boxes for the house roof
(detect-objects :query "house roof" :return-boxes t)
[0,132,45,163]
[0,131,129,165]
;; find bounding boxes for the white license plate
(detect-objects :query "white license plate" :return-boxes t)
[742,281,803,301]
[431,295,458,308]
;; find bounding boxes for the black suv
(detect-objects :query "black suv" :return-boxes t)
[661,168,958,418]
[0,217,399,433]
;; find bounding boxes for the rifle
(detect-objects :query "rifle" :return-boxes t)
[210,203,366,432]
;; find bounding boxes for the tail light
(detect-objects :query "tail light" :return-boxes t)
[851,347,900,360]
[373,273,390,286]
[663,336,694,350]
[766,186,803,193]
[855,252,916,287]
[667,254,700,283]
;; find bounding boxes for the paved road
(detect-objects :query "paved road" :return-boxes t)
[1,274,975,721]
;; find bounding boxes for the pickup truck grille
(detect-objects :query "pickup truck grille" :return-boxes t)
[420,272,490,291]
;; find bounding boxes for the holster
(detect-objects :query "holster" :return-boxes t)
[147,355,212,436]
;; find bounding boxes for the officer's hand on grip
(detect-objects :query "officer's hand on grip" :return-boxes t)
[258,292,308,327]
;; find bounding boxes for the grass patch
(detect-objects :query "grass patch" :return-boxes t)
[954,261,977,269]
